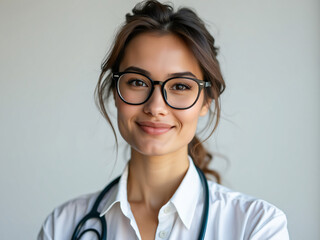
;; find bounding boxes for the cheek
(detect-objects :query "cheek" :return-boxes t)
[115,94,131,119]
[175,96,207,137]
[176,108,201,135]
[115,98,134,137]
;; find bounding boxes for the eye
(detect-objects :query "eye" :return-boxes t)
[128,79,148,87]
[171,83,191,91]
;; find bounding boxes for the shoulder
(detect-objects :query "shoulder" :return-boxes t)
[37,191,100,240]
[53,191,99,216]
[207,181,289,239]
[209,181,282,214]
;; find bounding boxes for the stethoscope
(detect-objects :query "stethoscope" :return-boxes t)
[71,166,209,240]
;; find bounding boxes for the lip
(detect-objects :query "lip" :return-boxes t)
[137,121,174,135]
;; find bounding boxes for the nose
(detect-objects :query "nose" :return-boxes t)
[143,85,169,116]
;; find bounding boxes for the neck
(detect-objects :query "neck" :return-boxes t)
[127,148,189,211]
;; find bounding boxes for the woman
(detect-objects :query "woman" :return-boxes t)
[38,1,289,239]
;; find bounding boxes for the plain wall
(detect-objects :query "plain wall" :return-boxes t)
[0,0,319,239]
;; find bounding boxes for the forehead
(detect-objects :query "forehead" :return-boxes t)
[119,32,203,79]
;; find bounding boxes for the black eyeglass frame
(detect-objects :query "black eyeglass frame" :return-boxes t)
[112,71,212,110]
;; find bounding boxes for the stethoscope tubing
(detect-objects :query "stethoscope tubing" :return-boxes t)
[196,167,209,240]
[71,176,120,240]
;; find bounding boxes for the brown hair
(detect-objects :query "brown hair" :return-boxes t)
[95,0,225,183]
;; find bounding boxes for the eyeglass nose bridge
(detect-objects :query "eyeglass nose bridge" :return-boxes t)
[148,80,167,102]
[153,80,164,86]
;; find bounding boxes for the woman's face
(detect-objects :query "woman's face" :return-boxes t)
[115,32,209,157]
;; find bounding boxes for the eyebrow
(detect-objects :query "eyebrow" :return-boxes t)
[122,66,198,79]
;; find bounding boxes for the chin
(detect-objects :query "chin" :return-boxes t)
[132,141,186,157]
[134,146,168,157]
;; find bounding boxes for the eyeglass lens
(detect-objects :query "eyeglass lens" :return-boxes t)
[117,73,200,109]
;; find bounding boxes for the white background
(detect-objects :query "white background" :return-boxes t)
[0,0,319,239]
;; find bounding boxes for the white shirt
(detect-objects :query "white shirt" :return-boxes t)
[38,158,289,240]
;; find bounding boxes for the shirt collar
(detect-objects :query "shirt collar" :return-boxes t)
[170,156,202,229]
[99,156,202,230]
[99,165,132,218]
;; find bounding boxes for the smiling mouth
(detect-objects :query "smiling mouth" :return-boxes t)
[137,121,174,135]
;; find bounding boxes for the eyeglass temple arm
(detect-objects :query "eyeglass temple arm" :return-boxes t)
[205,82,211,87]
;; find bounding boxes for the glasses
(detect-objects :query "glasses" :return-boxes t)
[112,72,211,110]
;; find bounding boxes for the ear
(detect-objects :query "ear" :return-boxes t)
[200,99,212,116]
